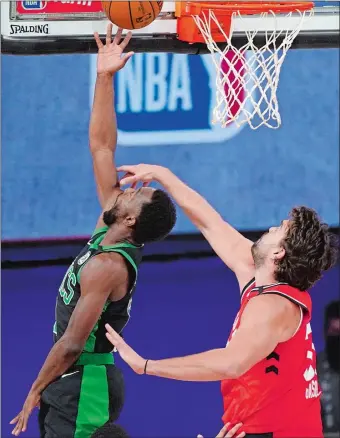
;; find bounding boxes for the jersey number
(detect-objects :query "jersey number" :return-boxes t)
[59,264,76,305]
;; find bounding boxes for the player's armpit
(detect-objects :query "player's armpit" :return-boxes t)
[225,294,299,377]
[62,253,127,351]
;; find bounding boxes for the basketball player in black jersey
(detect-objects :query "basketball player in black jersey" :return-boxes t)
[10,25,176,438]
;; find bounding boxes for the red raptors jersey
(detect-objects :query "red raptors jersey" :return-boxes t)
[221,279,323,437]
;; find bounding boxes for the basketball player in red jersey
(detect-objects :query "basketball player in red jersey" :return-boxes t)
[104,164,338,438]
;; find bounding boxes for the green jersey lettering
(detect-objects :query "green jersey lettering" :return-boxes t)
[59,264,76,305]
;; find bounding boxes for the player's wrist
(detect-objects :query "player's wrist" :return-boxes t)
[30,381,43,395]
[153,166,172,183]
[96,71,115,80]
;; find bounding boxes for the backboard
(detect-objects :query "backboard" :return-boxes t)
[1,1,339,55]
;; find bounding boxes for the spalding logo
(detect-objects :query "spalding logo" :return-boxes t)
[10,24,49,35]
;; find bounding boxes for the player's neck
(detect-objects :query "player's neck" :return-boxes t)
[255,266,277,287]
[101,224,134,246]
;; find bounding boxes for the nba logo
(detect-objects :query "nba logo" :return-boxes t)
[21,1,47,10]
[90,53,251,146]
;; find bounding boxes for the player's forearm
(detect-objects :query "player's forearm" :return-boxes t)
[146,348,239,382]
[30,339,81,394]
[154,168,223,231]
[89,73,117,153]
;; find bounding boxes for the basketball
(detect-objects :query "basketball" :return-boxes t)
[101,1,163,30]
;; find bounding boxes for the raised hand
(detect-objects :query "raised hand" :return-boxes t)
[117,164,165,188]
[105,324,146,374]
[94,24,134,75]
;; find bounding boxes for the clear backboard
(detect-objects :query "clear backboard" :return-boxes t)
[1,1,339,55]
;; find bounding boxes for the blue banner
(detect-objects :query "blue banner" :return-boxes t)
[2,49,339,239]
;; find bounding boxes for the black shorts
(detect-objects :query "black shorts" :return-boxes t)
[39,355,124,438]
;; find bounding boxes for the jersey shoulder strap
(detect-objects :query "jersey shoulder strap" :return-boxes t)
[89,228,141,273]
[99,242,142,275]
[260,284,312,316]
[90,226,109,242]
[240,278,256,303]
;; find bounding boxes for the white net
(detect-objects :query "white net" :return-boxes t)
[193,8,313,129]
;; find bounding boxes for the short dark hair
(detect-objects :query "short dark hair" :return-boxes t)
[132,189,177,244]
[91,423,129,438]
[275,206,338,291]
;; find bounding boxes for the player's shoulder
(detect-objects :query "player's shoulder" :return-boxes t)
[82,251,128,281]
[247,292,295,316]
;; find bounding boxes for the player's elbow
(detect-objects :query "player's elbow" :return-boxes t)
[59,336,83,360]
[221,361,244,379]
[220,352,250,379]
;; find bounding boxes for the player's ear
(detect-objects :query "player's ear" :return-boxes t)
[272,246,285,261]
[124,215,136,227]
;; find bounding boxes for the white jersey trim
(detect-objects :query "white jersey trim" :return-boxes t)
[290,305,304,339]
[262,290,309,341]
[261,290,308,311]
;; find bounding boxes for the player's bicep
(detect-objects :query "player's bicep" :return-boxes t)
[63,290,110,350]
[226,295,289,375]
[201,218,255,289]
[62,257,121,348]
[92,148,118,208]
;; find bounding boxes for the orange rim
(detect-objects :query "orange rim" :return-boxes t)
[184,1,314,16]
[176,1,314,45]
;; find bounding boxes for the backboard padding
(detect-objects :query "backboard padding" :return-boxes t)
[1,1,339,55]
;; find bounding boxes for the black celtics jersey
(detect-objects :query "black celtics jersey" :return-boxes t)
[53,226,142,353]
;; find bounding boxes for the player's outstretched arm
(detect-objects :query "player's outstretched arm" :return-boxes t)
[105,293,299,382]
[118,164,254,290]
[89,25,133,208]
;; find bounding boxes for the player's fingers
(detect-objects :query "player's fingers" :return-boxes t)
[197,435,204,438]
[131,181,138,189]
[106,23,113,45]
[94,32,103,49]
[106,332,118,347]
[236,432,246,438]
[142,181,150,187]
[117,165,135,173]
[120,171,134,180]
[120,176,138,187]
[106,332,125,351]
[225,423,243,438]
[12,417,23,436]
[122,51,134,66]
[105,324,123,344]
[9,414,20,425]
[113,27,123,45]
[21,412,30,433]
[216,423,230,438]
[119,31,132,51]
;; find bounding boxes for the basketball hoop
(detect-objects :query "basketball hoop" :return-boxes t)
[177,2,314,129]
